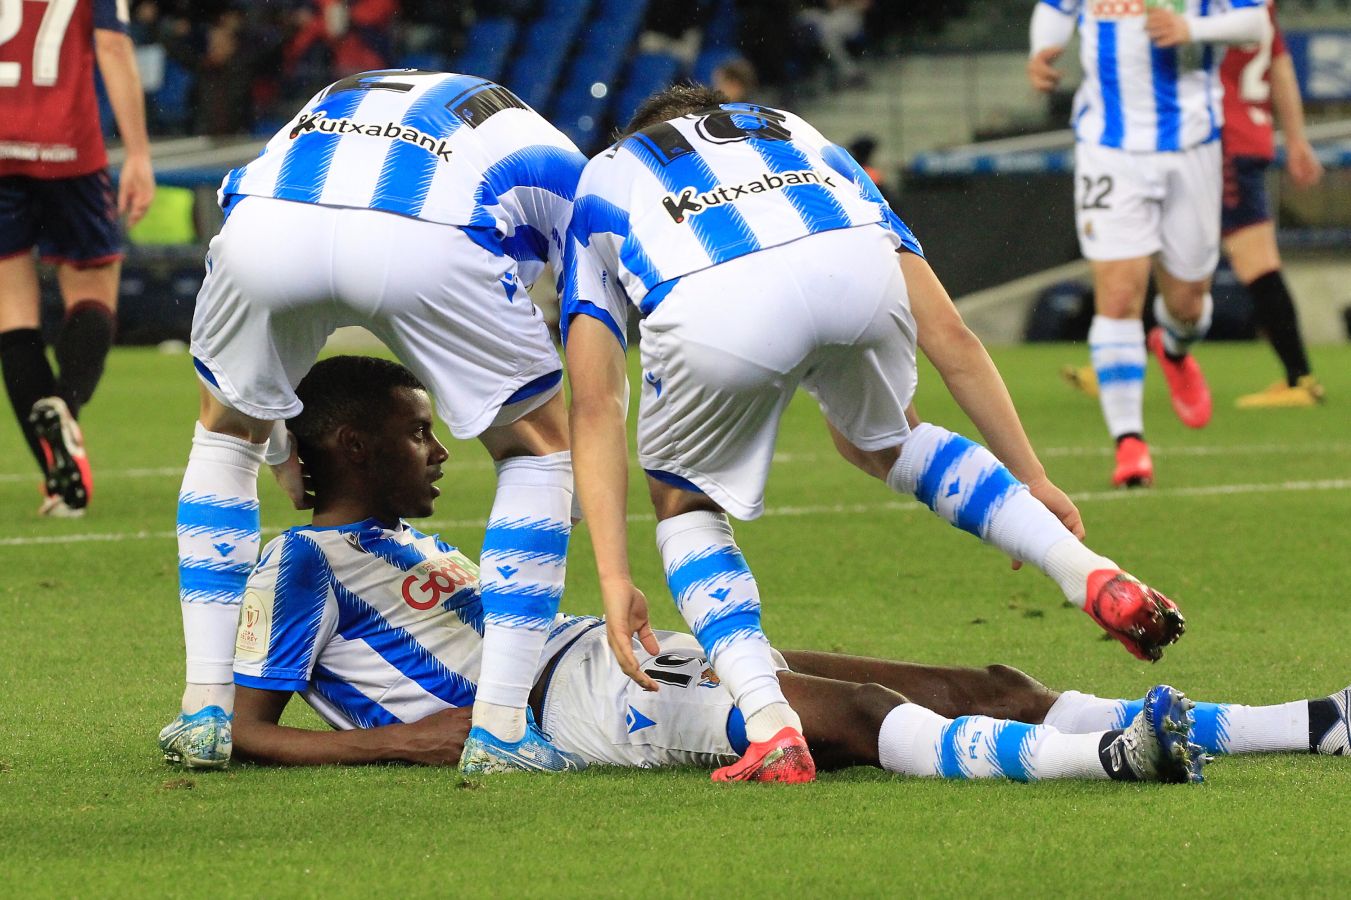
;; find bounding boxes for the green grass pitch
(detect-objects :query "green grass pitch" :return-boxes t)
[2,343,1348,897]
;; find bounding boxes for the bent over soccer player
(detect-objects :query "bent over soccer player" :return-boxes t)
[561,86,1185,783]
[225,356,1246,783]
[159,71,587,772]
[0,0,155,517]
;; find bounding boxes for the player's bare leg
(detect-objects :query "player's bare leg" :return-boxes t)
[827,419,1184,661]
[780,672,1203,783]
[648,476,813,783]
[161,386,271,768]
[1087,257,1154,487]
[1149,264,1213,429]
[1225,223,1323,408]
[462,389,586,771]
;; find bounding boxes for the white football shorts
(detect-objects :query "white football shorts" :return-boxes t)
[542,626,789,769]
[190,196,561,438]
[635,224,918,520]
[1073,140,1222,282]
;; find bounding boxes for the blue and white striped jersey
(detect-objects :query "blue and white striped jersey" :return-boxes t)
[219,70,587,287]
[1043,0,1264,153]
[561,103,923,347]
[233,519,596,730]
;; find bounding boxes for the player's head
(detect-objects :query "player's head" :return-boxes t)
[288,356,447,521]
[621,84,728,138]
[711,58,757,103]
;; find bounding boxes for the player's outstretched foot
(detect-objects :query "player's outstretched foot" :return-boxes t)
[711,726,815,784]
[1235,375,1326,410]
[459,722,588,774]
[37,493,86,518]
[1083,569,1185,662]
[1147,328,1211,428]
[1112,436,1153,489]
[1312,685,1350,756]
[159,706,233,769]
[29,397,92,512]
[1108,685,1206,784]
[1061,364,1099,398]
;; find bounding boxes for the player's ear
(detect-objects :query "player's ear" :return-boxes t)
[334,423,370,466]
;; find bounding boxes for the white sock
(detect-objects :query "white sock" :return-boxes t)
[656,510,793,740]
[177,423,266,714]
[888,423,1114,605]
[1046,691,1310,755]
[182,682,235,716]
[1088,315,1146,439]
[1153,293,1213,358]
[474,451,573,741]
[877,703,1111,781]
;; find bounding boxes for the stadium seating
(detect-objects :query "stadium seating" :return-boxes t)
[452,17,519,84]
[507,0,595,112]
[552,0,651,146]
[614,52,683,131]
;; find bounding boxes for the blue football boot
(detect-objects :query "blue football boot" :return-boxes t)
[159,706,233,769]
[459,715,587,774]
[1111,684,1207,784]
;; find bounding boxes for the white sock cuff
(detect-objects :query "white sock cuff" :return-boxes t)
[1153,294,1213,341]
[655,509,732,554]
[191,422,268,471]
[877,702,948,776]
[887,422,945,495]
[1088,315,1145,344]
[494,450,573,486]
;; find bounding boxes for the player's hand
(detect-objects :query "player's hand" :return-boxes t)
[117,152,156,227]
[402,707,473,766]
[601,576,661,692]
[1286,139,1325,189]
[1027,47,1064,93]
[1028,475,1085,540]
[270,441,314,510]
[1145,8,1191,47]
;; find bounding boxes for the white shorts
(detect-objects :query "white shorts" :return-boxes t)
[541,626,789,769]
[190,197,561,438]
[1073,141,1222,282]
[636,225,918,520]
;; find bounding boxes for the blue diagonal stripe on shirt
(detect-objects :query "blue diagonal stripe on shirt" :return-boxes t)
[665,547,752,605]
[626,134,761,265]
[331,579,478,707]
[311,666,403,728]
[1151,45,1182,152]
[263,531,331,681]
[354,530,430,573]
[744,136,853,234]
[476,144,586,205]
[274,89,367,203]
[369,76,479,216]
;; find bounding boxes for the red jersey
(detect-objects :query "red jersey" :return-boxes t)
[1220,0,1286,161]
[0,0,129,179]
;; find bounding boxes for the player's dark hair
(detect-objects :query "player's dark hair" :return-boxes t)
[288,356,426,469]
[620,83,728,138]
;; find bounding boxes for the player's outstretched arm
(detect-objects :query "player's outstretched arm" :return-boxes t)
[1027,2,1076,93]
[565,316,661,691]
[231,686,472,766]
[94,28,155,226]
[902,253,1084,539]
[1271,53,1325,189]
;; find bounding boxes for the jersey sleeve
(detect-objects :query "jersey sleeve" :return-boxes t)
[476,143,588,290]
[818,142,925,257]
[234,532,335,693]
[560,166,632,349]
[93,0,131,33]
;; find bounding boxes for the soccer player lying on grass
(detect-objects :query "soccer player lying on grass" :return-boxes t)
[224,356,1348,781]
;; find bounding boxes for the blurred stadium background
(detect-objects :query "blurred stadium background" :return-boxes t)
[75,0,1351,349]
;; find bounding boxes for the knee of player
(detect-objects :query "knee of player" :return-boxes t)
[834,442,900,481]
[983,664,1055,722]
[851,681,908,723]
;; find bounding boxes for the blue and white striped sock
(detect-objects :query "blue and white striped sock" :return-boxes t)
[1153,293,1213,358]
[888,423,1113,606]
[474,451,572,740]
[1045,690,1309,755]
[878,703,1112,781]
[657,510,799,741]
[177,423,265,713]
[1089,315,1146,439]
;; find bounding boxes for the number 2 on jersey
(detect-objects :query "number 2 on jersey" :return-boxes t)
[0,0,79,88]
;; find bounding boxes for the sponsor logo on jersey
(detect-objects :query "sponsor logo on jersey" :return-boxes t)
[0,141,78,163]
[288,111,454,162]
[402,554,477,612]
[235,589,271,661]
[661,169,837,224]
[1092,0,1146,17]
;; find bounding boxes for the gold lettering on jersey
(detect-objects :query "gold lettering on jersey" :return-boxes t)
[235,589,272,661]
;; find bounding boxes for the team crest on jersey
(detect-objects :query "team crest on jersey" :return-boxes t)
[661,169,836,224]
[1091,0,1146,17]
[288,111,454,162]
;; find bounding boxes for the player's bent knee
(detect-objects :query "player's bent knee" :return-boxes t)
[832,438,901,481]
[852,681,908,722]
[982,665,1056,723]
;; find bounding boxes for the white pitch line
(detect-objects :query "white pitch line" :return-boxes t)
[3,477,1349,548]
[2,441,1347,484]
